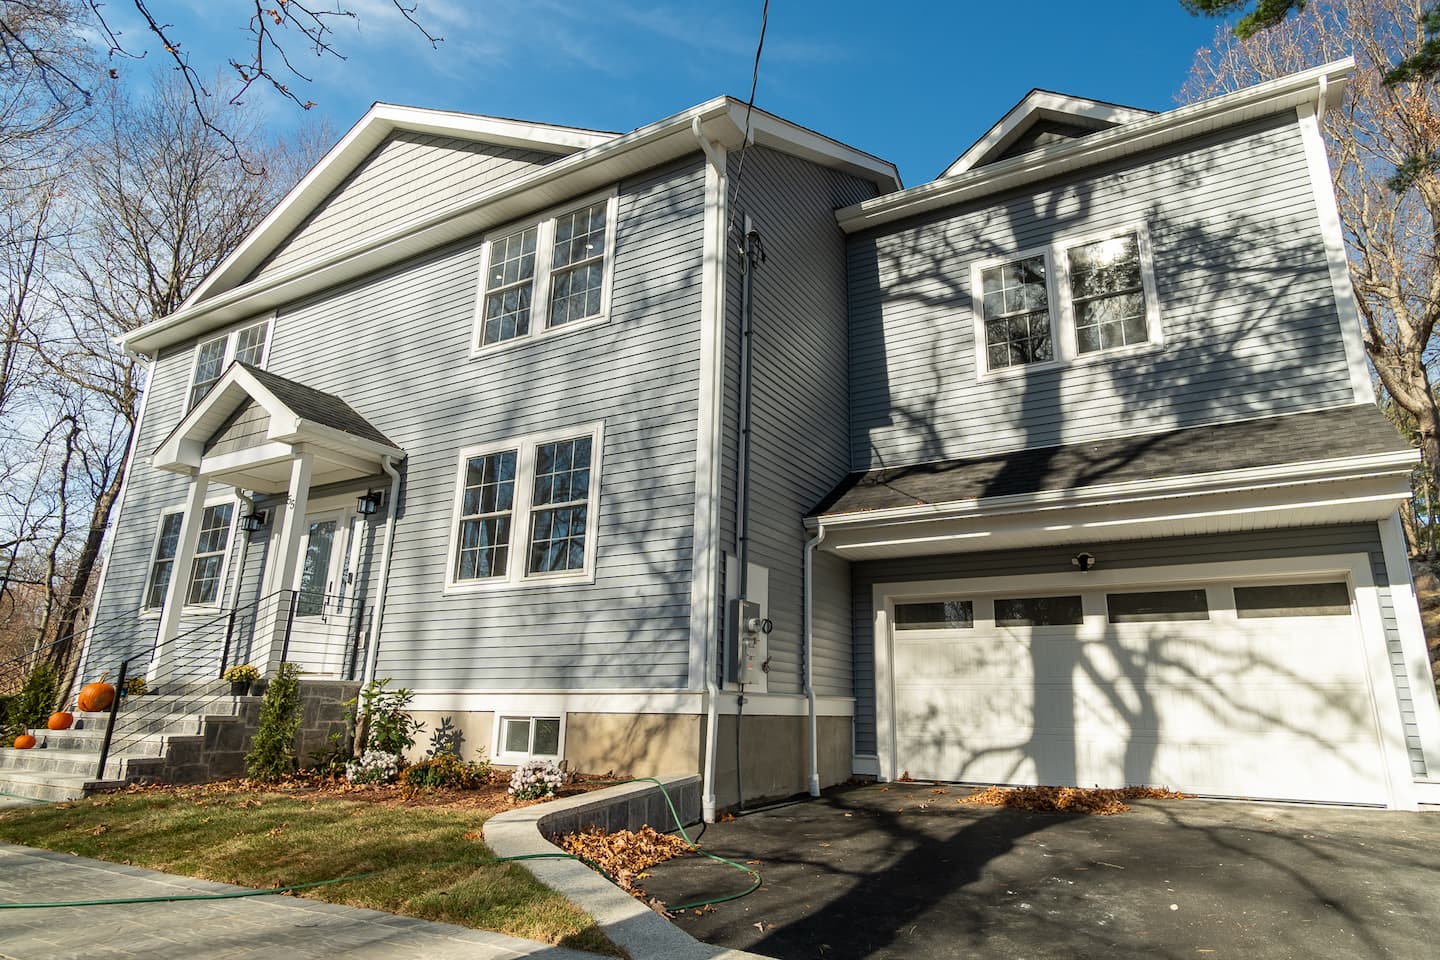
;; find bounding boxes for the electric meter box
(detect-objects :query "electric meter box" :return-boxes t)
[726,597,770,686]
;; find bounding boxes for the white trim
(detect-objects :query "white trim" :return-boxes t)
[1377,512,1440,775]
[408,690,856,717]
[689,141,728,693]
[469,188,619,358]
[871,553,1418,809]
[1296,101,1374,404]
[442,422,605,594]
[839,59,1355,233]
[943,91,1154,178]
[1054,223,1164,360]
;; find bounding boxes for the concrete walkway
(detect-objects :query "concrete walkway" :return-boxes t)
[0,842,605,960]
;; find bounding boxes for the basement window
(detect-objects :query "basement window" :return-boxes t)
[499,716,561,760]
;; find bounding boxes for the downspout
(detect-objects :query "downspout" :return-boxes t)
[692,116,724,823]
[803,523,827,797]
[361,455,402,687]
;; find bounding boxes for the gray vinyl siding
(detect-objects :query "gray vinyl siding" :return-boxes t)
[717,147,878,695]
[205,400,270,455]
[250,132,564,282]
[259,156,707,691]
[849,113,1356,471]
[811,550,853,698]
[847,524,1428,777]
[87,341,252,672]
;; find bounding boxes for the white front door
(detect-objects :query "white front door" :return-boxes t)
[285,505,361,676]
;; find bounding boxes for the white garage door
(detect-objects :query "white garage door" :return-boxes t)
[890,579,1391,805]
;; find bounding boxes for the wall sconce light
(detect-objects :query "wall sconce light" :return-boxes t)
[239,510,267,533]
[1072,552,1097,572]
[356,491,382,516]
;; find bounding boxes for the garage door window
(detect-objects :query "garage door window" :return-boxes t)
[1234,582,1351,618]
[995,595,1083,627]
[895,600,974,630]
[1106,589,1210,623]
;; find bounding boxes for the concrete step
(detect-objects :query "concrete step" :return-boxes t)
[21,728,168,755]
[71,694,249,717]
[0,746,170,781]
[71,711,212,737]
[0,770,103,802]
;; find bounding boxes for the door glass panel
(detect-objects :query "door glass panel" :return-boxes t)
[995,595,1083,627]
[1107,589,1210,623]
[1234,582,1351,618]
[297,519,336,617]
[895,601,974,630]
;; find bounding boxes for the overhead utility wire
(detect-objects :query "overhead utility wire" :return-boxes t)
[727,0,770,245]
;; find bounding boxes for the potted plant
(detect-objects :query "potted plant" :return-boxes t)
[222,664,260,696]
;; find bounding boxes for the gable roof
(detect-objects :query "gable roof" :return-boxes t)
[838,58,1354,234]
[941,90,1153,179]
[152,362,402,474]
[122,98,901,358]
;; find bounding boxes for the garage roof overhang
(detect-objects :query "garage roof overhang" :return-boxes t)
[807,451,1418,561]
[151,363,405,494]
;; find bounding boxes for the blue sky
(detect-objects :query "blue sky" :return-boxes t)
[117,2,1237,185]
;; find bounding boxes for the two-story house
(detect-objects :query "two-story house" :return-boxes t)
[76,58,1440,814]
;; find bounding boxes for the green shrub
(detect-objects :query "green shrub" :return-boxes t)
[353,679,423,755]
[399,751,492,790]
[305,732,351,780]
[7,664,58,737]
[245,662,301,781]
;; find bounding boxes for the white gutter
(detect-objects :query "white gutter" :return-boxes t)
[362,455,403,687]
[693,116,725,824]
[836,58,1355,233]
[803,523,827,797]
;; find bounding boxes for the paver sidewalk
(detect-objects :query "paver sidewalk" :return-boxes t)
[0,842,604,960]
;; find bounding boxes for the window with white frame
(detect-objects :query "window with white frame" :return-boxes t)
[448,425,602,590]
[142,502,236,611]
[189,319,271,409]
[474,193,616,351]
[972,226,1159,376]
[499,716,561,759]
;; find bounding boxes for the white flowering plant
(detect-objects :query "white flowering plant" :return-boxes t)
[508,758,565,801]
[345,750,402,785]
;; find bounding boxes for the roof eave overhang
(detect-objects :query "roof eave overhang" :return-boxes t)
[806,448,1418,539]
[122,100,900,358]
[942,91,1155,178]
[837,58,1355,235]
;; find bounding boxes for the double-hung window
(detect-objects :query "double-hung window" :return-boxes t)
[448,424,603,591]
[189,318,271,409]
[971,225,1159,377]
[142,501,236,611]
[473,191,617,352]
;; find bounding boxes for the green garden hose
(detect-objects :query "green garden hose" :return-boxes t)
[0,776,761,912]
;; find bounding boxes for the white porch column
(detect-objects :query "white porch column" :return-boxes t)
[259,449,314,668]
[152,476,209,670]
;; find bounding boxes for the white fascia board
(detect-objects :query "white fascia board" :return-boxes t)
[284,420,406,462]
[177,104,616,313]
[838,58,1356,233]
[943,91,1155,178]
[152,364,292,468]
[808,447,1418,531]
[731,103,901,190]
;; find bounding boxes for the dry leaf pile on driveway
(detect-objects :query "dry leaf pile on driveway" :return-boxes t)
[559,825,691,894]
[959,784,1186,815]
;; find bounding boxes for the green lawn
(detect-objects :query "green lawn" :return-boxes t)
[0,783,622,957]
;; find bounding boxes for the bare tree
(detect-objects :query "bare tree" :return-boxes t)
[1184,0,1440,517]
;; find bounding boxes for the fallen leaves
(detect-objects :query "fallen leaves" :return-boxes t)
[559,825,690,897]
[959,784,1187,815]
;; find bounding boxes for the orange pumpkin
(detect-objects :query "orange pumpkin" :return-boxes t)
[77,680,116,713]
[13,734,36,749]
[47,711,74,731]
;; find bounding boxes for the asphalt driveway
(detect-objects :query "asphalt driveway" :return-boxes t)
[640,783,1440,960]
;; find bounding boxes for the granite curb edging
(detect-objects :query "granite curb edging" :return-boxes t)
[484,775,774,960]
